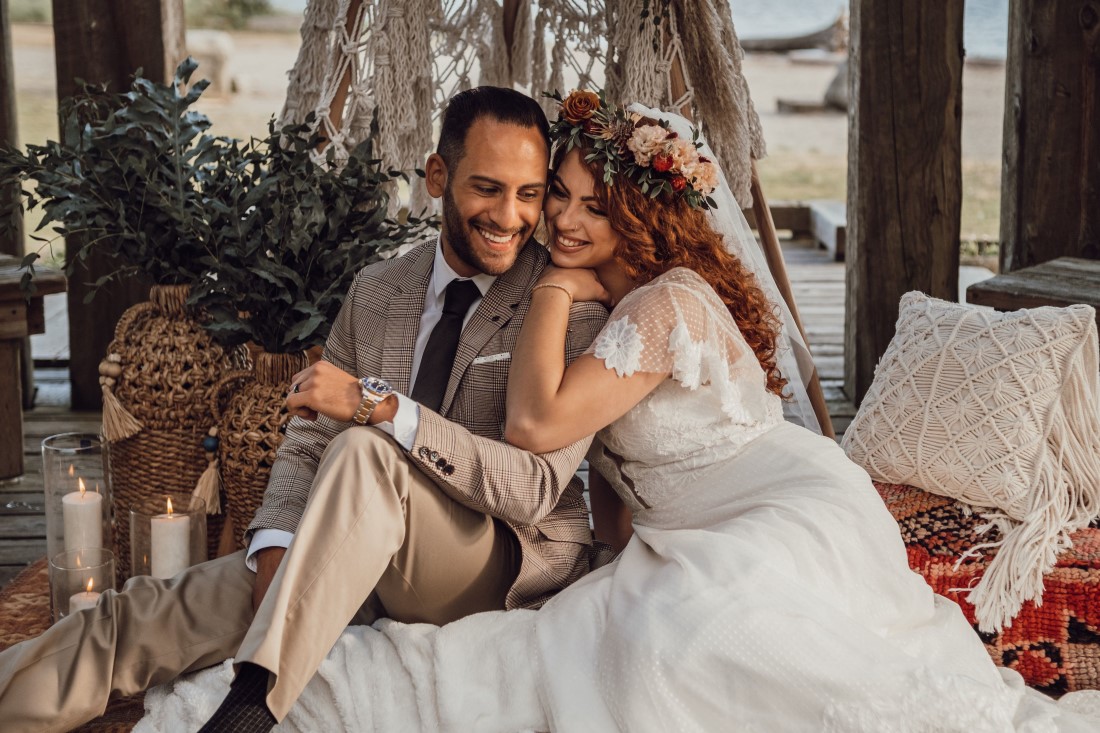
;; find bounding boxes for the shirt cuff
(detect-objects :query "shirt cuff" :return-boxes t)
[245,529,295,571]
[371,392,419,451]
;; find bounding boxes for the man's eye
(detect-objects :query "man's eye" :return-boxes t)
[476,186,497,195]
[520,190,542,201]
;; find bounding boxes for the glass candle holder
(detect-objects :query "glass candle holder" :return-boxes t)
[42,433,113,562]
[129,493,207,579]
[49,547,116,624]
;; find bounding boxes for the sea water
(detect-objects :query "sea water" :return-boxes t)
[269,0,1009,61]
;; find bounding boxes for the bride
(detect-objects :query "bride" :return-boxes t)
[138,95,1100,732]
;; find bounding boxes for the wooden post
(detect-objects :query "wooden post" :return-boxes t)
[845,0,964,405]
[1000,0,1100,272]
[0,0,21,259]
[51,0,186,409]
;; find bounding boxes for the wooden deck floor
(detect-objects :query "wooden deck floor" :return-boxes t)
[1,237,853,590]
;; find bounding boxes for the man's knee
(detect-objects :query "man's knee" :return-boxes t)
[321,426,405,469]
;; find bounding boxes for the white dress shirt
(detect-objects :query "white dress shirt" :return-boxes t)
[247,241,495,568]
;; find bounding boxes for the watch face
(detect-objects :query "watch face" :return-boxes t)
[361,376,393,396]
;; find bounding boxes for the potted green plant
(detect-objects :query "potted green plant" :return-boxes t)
[191,116,434,548]
[0,58,248,575]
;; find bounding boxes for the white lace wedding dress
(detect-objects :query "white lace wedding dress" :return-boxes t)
[139,268,1100,732]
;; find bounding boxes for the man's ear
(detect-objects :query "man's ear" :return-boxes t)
[424,153,447,198]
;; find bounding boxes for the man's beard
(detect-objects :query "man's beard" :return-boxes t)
[442,184,528,276]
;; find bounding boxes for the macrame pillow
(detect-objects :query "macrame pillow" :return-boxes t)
[842,292,1100,633]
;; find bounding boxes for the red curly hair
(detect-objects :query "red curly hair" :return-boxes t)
[557,145,788,397]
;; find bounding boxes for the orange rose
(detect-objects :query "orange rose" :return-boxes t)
[651,153,674,173]
[670,175,687,192]
[561,90,601,124]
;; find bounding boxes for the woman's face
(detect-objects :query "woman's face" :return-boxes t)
[543,149,622,270]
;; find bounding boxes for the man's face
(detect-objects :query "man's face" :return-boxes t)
[426,118,549,277]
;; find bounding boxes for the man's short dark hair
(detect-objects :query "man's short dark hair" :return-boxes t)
[436,87,550,170]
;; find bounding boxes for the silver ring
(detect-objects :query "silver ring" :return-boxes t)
[292,383,300,394]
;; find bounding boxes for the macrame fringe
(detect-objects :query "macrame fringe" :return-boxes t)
[98,356,142,442]
[963,325,1100,633]
[193,459,223,515]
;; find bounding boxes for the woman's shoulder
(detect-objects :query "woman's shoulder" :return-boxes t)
[620,267,719,310]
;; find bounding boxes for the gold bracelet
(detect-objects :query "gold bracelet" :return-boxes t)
[530,282,574,305]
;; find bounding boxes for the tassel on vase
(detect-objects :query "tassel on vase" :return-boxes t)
[98,354,142,442]
[192,427,222,515]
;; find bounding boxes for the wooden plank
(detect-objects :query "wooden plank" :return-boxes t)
[808,200,846,260]
[0,513,47,538]
[1000,0,1100,272]
[846,0,964,405]
[51,0,185,409]
[965,257,1100,330]
[743,203,813,234]
[0,538,46,564]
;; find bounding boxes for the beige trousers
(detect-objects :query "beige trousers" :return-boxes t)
[0,428,518,732]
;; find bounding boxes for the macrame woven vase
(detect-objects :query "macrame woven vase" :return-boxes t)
[103,284,245,579]
[213,351,309,551]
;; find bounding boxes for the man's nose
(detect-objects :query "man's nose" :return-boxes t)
[489,195,521,232]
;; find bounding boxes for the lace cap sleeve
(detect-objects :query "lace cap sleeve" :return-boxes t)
[585,268,756,386]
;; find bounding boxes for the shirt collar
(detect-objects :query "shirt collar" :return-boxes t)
[431,236,496,300]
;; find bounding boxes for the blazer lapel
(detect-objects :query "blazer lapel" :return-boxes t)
[439,241,544,415]
[380,243,434,394]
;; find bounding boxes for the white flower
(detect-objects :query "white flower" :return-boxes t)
[594,317,645,377]
[626,125,669,166]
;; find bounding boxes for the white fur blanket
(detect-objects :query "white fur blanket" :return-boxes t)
[134,611,546,733]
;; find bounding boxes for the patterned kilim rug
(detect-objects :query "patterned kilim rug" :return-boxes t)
[875,481,1100,696]
[0,559,144,732]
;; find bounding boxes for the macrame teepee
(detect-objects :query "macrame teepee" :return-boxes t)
[279,0,834,437]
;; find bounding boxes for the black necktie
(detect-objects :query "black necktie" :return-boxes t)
[411,279,482,412]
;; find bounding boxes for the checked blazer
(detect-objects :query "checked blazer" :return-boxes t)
[251,238,609,610]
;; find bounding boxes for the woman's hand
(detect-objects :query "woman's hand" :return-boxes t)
[537,266,611,306]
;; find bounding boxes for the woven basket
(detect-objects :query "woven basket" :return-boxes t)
[104,284,245,579]
[212,350,309,550]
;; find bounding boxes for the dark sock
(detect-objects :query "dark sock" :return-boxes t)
[197,662,277,733]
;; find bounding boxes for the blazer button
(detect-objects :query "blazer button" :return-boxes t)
[442,465,454,476]
[435,458,447,469]
[418,447,430,459]
[429,450,440,462]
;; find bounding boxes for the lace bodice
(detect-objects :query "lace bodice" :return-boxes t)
[585,268,783,517]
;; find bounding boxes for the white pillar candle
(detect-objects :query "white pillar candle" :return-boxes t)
[69,578,100,613]
[151,497,190,579]
[62,478,103,552]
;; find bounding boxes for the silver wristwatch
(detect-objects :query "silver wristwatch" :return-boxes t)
[352,376,394,425]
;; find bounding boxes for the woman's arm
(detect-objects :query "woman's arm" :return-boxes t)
[505,270,666,453]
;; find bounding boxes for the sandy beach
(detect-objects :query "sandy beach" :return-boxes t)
[8,22,1007,242]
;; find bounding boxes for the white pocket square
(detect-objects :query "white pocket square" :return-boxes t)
[472,352,511,365]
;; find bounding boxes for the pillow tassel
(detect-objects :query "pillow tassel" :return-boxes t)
[967,337,1100,633]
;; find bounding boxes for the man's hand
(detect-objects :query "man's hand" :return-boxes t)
[252,546,287,612]
[286,360,362,422]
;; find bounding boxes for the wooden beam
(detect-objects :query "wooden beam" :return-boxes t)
[999,0,1100,272]
[51,0,186,409]
[845,0,964,405]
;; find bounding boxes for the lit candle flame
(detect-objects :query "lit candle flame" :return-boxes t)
[166,497,174,516]
[86,577,95,593]
[78,477,87,497]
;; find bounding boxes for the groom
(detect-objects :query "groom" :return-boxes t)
[0,86,608,732]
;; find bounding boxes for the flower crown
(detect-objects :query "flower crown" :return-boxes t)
[546,90,719,210]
